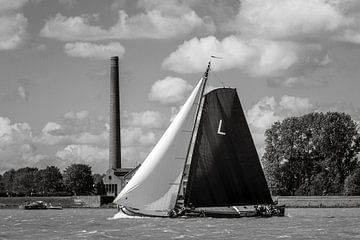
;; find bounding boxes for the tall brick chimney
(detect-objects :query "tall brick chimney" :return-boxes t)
[109,56,121,169]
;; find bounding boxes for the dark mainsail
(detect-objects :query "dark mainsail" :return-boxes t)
[184,88,273,208]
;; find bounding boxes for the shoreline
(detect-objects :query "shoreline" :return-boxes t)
[1,196,360,209]
[275,196,360,208]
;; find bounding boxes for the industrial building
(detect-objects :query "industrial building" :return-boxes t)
[102,56,137,196]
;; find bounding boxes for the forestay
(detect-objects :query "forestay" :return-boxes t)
[113,78,204,216]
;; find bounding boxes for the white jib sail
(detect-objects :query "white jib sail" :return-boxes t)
[114,78,204,216]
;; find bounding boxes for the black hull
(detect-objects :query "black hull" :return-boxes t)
[184,208,257,218]
[120,205,285,218]
[184,205,285,218]
[19,205,47,210]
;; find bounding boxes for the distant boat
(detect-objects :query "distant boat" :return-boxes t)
[19,201,47,210]
[19,201,63,210]
[47,203,63,210]
[114,59,285,218]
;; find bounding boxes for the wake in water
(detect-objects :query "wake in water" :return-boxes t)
[108,211,145,220]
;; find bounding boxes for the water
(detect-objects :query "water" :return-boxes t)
[0,208,359,239]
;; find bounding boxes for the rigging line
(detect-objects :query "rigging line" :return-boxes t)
[209,56,225,87]
[211,70,226,88]
[175,61,211,209]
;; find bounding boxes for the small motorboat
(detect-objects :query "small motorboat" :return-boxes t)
[19,201,47,210]
[19,201,63,210]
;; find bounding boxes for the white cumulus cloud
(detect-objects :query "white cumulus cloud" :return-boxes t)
[36,111,108,146]
[40,0,208,41]
[56,144,108,173]
[162,35,327,78]
[0,116,47,171]
[228,0,350,40]
[279,96,314,114]
[149,76,193,105]
[121,127,156,147]
[40,13,110,41]
[64,110,89,120]
[124,111,165,129]
[64,42,125,60]
[247,96,280,132]
[0,14,28,50]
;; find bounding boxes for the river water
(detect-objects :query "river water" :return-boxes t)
[0,208,359,239]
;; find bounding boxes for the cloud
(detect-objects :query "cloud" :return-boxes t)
[162,0,360,89]
[36,111,108,146]
[121,145,152,167]
[149,76,193,105]
[124,111,165,129]
[247,95,315,132]
[55,144,108,173]
[1,84,30,103]
[163,35,329,79]
[227,0,351,41]
[40,13,110,41]
[64,42,125,60]
[279,96,314,114]
[247,97,280,132]
[64,110,89,120]
[17,85,28,102]
[268,75,330,89]
[0,14,28,50]
[40,1,209,41]
[0,0,29,50]
[0,117,32,145]
[109,9,204,39]
[0,109,166,172]
[0,116,46,172]
[36,110,161,170]
[58,0,76,8]
[121,127,156,147]
[37,123,108,146]
[337,29,360,44]
[162,35,296,75]
[0,0,28,13]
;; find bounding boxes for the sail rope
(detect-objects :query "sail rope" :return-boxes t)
[211,70,226,88]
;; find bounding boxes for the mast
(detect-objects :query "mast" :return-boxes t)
[174,60,211,209]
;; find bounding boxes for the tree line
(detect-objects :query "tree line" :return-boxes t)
[0,164,106,197]
[262,112,360,196]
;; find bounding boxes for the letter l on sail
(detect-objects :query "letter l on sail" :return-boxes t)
[217,120,226,135]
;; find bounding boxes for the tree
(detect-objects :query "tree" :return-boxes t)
[63,164,94,195]
[262,112,360,195]
[344,167,360,195]
[2,169,15,196]
[13,167,39,196]
[37,166,64,195]
[0,174,4,194]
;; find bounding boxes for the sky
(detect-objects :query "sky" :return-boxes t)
[1,0,360,174]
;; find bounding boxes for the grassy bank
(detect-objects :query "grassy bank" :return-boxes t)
[1,196,360,208]
[274,196,360,208]
[0,196,114,208]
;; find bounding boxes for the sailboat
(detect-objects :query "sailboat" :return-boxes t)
[113,59,285,218]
